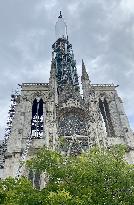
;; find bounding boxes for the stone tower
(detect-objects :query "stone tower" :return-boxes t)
[0,12,134,180]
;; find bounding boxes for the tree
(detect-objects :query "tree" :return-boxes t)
[0,145,134,204]
[0,177,42,205]
[27,145,134,205]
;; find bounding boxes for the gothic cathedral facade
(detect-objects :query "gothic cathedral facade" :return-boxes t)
[0,12,134,179]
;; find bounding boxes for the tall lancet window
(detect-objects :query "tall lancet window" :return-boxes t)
[31,98,44,139]
[99,98,115,137]
[103,98,115,137]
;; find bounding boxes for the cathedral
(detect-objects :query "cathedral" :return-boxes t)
[0,12,134,181]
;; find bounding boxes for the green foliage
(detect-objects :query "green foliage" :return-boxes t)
[0,177,42,205]
[1,145,134,204]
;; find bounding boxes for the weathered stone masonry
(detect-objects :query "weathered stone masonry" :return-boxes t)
[0,12,134,181]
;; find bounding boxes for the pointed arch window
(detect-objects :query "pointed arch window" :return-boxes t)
[31,98,44,138]
[99,98,115,137]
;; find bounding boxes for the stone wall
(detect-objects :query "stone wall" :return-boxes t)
[2,81,134,179]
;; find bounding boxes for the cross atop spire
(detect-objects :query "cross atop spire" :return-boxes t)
[58,11,62,18]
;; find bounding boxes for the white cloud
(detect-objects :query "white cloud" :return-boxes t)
[35,0,57,13]
[120,0,134,14]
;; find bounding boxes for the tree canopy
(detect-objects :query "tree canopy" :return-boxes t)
[0,145,134,205]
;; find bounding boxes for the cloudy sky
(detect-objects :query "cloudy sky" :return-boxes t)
[0,0,134,139]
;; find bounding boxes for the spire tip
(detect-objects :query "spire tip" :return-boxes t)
[58,11,62,18]
[82,59,85,67]
[81,59,90,81]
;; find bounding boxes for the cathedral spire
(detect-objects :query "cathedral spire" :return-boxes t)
[81,59,90,82]
[81,60,91,102]
[52,13,79,90]
[49,55,58,103]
